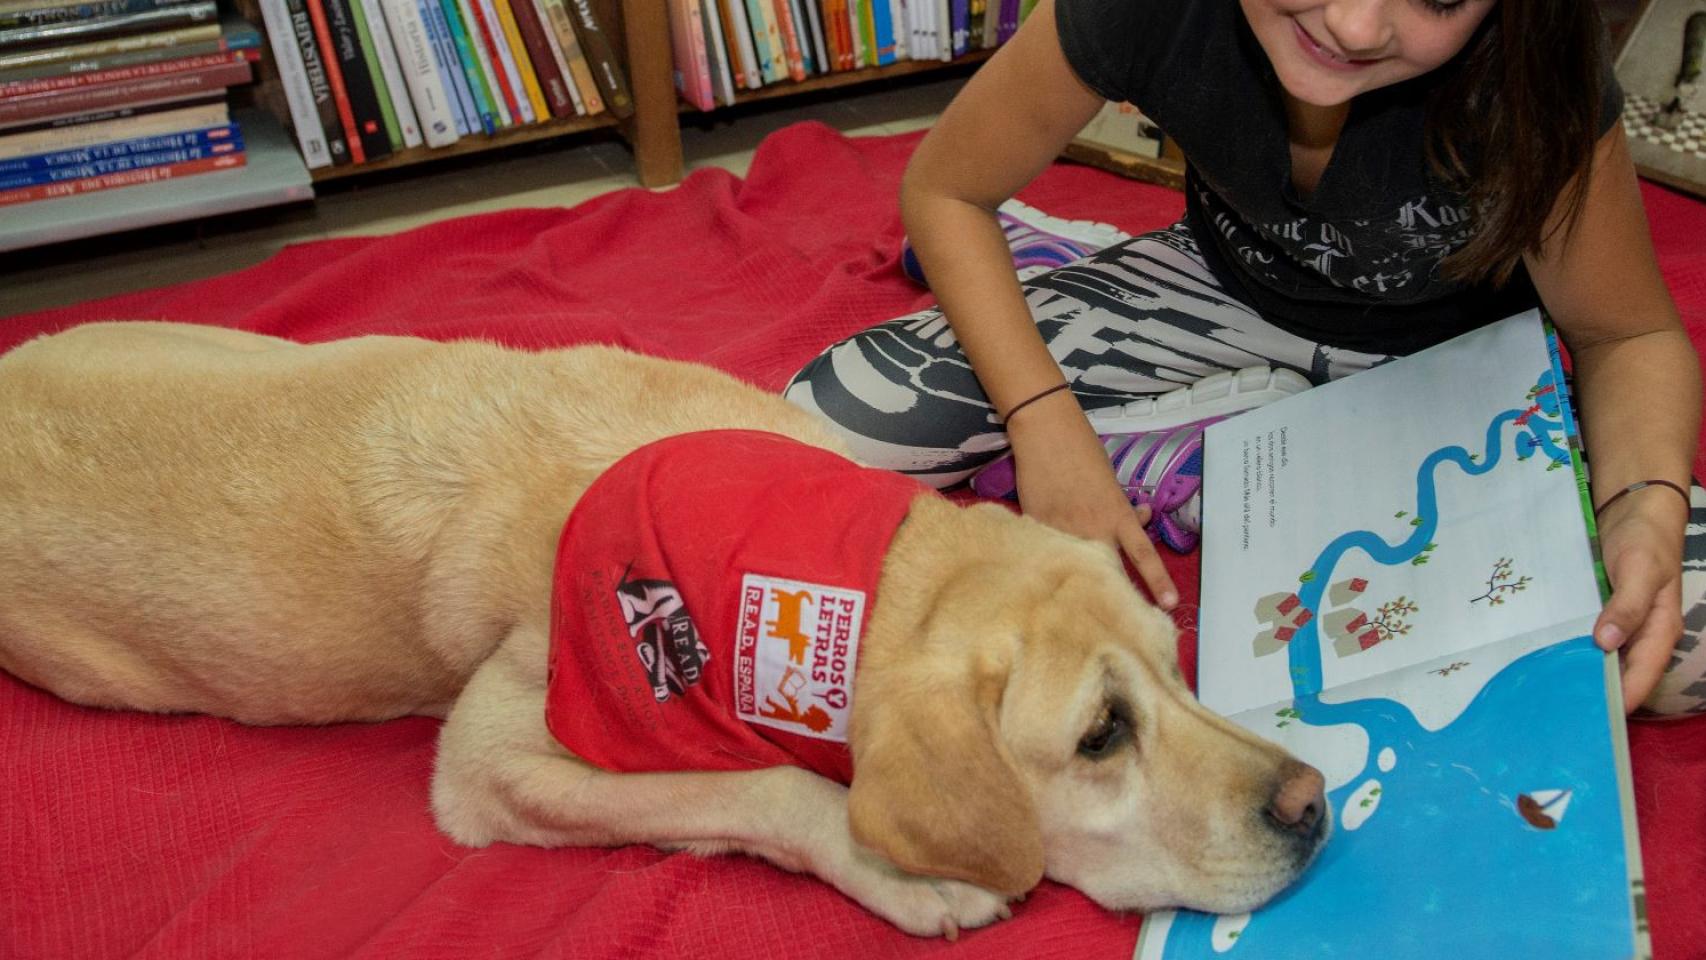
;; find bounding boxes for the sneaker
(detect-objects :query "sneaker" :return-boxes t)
[901,198,1132,287]
[969,366,1312,552]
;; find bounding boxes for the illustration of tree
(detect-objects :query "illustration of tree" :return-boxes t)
[1369,596,1419,643]
[1470,557,1532,606]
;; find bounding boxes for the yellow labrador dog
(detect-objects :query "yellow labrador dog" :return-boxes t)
[0,322,1327,938]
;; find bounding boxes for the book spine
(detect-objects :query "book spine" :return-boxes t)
[526,0,579,113]
[0,35,232,84]
[0,21,220,71]
[468,0,524,123]
[454,0,511,125]
[505,0,568,117]
[0,123,236,174]
[799,0,826,73]
[563,0,627,116]
[282,0,349,163]
[843,0,862,67]
[935,0,948,60]
[737,0,772,84]
[751,0,784,81]
[323,0,392,158]
[885,0,901,59]
[0,0,195,31]
[792,0,819,74]
[490,0,546,121]
[345,0,403,148]
[837,0,855,70]
[538,0,596,113]
[0,47,242,96]
[302,0,365,162]
[377,0,457,146]
[0,91,219,138]
[867,0,892,63]
[0,100,225,155]
[0,150,242,206]
[0,137,242,188]
[721,0,758,89]
[0,1,217,53]
[708,0,741,87]
[0,57,248,124]
[698,0,733,104]
[948,0,963,56]
[416,0,472,134]
[258,0,334,167]
[769,0,804,80]
[357,0,423,146]
[437,0,497,131]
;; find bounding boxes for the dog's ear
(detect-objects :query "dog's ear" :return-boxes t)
[846,658,1045,897]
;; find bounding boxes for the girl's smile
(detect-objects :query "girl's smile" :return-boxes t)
[1242,0,1496,107]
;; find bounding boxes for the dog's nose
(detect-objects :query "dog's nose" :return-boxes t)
[1265,760,1326,836]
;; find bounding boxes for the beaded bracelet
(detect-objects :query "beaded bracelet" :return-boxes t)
[999,382,1071,425]
[1592,478,1690,517]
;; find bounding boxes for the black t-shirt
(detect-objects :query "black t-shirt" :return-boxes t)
[1055,0,1624,354]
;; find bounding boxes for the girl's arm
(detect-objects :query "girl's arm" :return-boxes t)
[901,0,1178,606]
[1524,123,1704,710]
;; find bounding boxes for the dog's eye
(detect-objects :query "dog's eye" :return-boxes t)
[1077,705,1131,760]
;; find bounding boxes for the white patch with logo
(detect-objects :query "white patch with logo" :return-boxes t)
[733,573,865,742]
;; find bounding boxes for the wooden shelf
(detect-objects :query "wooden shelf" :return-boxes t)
[692,49,994,110]
[0,109,312,253]
[309,112,621,183]
[1061,137,1186,192]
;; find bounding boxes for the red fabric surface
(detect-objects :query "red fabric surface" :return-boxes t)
[3,122,1704,960]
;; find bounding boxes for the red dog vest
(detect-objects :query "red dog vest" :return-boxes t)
[545,430,931,784]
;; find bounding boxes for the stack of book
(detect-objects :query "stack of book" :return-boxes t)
[0,0,262,207]
[258,0,632,170]
[667,0,1029,109]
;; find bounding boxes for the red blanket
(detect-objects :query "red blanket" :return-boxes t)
[3,123,1704,960]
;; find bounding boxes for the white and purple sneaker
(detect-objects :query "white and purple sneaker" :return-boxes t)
[902,198,1132,286]
[969,366,1312,552]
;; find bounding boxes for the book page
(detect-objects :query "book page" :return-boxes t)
[1197,312,1601,716]
[1137,312,1642,960]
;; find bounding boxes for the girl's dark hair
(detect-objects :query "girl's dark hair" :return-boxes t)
[1427,0,1610,286]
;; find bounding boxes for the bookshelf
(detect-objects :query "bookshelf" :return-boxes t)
[0,108,312,253]
[224,0,1001,189]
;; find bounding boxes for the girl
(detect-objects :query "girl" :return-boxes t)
[786,0,1706,715]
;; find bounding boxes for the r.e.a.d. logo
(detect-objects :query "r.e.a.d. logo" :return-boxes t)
[615,568,710,703]
[733,574,864,742]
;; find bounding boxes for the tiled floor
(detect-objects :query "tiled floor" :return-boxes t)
[0,74,963,318]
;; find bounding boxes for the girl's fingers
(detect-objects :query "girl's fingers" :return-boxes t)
[1117,512,1177,610]
[1618,578,1683,712]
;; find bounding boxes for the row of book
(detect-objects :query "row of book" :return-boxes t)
[0,0,262,207]
[667,0,1033,109]
[258,0,632,169]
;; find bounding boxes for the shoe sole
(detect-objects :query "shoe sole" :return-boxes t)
[998,198,1132,253]
[1083,365,1313,434]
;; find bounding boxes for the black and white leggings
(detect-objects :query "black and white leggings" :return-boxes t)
[783,220,1706,716]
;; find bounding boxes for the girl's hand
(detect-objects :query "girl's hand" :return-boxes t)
[1005,394,1179,610]
[1594,488,1689,711]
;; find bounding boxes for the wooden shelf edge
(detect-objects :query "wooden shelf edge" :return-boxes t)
[1061,140,1186,192]
[310,113,622,182]
[682,49,995,112]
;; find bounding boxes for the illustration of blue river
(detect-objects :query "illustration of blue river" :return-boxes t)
[1157,360,1639,958]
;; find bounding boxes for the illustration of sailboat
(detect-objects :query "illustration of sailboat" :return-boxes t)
[1517,789,1573,830]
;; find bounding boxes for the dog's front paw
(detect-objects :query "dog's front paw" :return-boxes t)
[829,846,1013,939]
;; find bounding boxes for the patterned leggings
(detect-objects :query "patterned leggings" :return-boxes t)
[784,221,1706,716]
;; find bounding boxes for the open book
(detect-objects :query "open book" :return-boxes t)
[1135,312,1649,959]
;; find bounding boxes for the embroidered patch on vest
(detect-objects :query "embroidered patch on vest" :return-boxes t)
[617,567,710,703]
[734,574,864,742]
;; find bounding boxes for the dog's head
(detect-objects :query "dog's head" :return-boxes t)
[849,497,1329,914]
